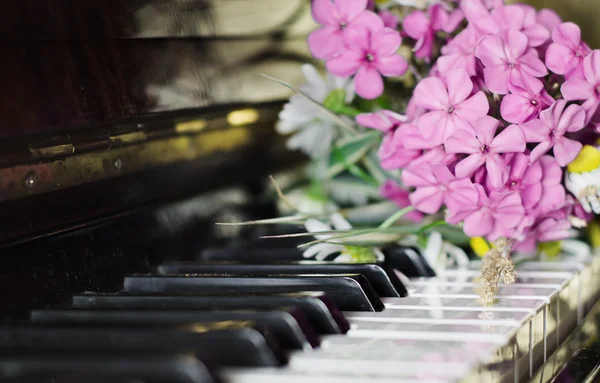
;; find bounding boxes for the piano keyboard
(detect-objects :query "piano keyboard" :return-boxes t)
[2,246,599,383]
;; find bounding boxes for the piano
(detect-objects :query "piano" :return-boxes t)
[1,1,599,382]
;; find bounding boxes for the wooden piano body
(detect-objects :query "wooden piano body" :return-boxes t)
[0,1,599,382]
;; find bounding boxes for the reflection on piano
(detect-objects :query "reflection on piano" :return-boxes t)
[1,1,599,382]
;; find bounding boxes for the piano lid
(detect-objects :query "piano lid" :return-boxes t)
[0,0,315,141]
[0,1,312,247]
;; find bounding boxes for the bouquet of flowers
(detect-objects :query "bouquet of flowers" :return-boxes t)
[237,0,600,304]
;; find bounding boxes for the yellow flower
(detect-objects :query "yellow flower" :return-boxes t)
[470,237,491,258]
[567,145,600,173]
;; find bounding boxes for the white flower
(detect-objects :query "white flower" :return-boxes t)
[276,64,354,159]
[406,231,469,273]
[302,213,384,262]
[565,166,600,214]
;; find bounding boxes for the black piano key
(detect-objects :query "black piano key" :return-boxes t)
[382,246,436,277]
[0,325,282,368]
[123,274,384,312]
[156,261,406,297]
[72,291,349,334]
[0,352,214,383]
[30,307,318,350]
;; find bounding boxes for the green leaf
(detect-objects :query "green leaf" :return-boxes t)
[328,132,380,178]
[352,94,392,112]
[323,89,347,111]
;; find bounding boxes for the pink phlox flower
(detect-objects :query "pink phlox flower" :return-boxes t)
[406,97,427,120]
[356,110,407,133]
[409,146,459,168]
[500,77,553,123]
[529,155,567,216]
[402,164,478,214]
[438,27,479,77]
[474,5,550,48]
[536,9,562,34]
[445,115,526,187]
[446,184,525,240]
[460,0,499,24]
[356,111,421,169]
[514,214,572,253]
[475,29,548,95]
[562,50,600,123]
[403,4,464,62]
[487,153,542,211]
[380,180,424,223]
[535,8,563,60]
[379,10,398,29]
[412,69,489,145]
[327,25,408,99]
[308,0,383,60]
[519,100,586,166]
[545,22,591,79]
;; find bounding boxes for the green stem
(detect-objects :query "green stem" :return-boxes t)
[379,206,416,229]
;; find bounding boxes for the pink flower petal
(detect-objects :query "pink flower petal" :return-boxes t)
[444,128,480,154]
[520,119,550,142]
[505,29,529,59]
[402,166,438,187]
[410,186,445,214]
[523,24,551,48]
[485,154,509,188]
[490,124,526,152]
[455,153,486,178]
[413,77,449,110]
[476,34,507,67]
[403,11,430,39]
[312,0,338,25]
[372,29,402,56]
[583,50,600,84]
[537,9,562,32]
[453,91,490,121]
[561,78,596,101]
[529,140,553,163]
[483,66,511,94]
[375,54,408,77]
[520,182,543,210]
[417,111,448,146]
[352,10,386,32]
[553,137,582,166]
[476,115,500,146]
[463,209,494,237]
[545,43,575,75]
[500,93,535,123]
[336,0,368,21]
[492,191,524,225]
[308,27,343,60]
[445,69,473,105]
[552,22,581,49]
[356,113,393,132]
[518,50,549,78]
[556,103,586,133]
[355,66,384,99]
[343,25,372,53]
[326,50,363,77]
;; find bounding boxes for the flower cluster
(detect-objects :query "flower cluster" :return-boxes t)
[308,0,409,99]
[355,0,600,252]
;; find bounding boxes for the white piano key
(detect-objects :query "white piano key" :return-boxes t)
[220,367,450,383]
[285,335,498,380]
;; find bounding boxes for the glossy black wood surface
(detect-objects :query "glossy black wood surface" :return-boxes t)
[0,0,312,139]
